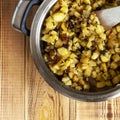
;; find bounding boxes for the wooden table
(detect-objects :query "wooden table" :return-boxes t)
[1,0,120,120]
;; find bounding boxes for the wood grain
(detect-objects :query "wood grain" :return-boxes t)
[1,0,120,120]
[1,0,25,120]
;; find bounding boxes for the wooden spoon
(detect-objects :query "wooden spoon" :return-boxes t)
[95,6,120,30]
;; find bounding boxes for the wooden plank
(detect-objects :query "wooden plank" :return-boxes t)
[24,39,70,120]
[1,0,25,120]
[76,101,96,120]
[75,98,120,120]
[69,99,76,120]
[0,0,2,119]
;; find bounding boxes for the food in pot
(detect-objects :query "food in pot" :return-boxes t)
[41,0,120,91]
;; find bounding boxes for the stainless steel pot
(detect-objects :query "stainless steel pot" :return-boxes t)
[12,0,120,102]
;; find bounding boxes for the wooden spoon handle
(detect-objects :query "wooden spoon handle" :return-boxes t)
[95,6,120,30]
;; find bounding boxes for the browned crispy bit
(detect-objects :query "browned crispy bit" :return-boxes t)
[60,33,69,44]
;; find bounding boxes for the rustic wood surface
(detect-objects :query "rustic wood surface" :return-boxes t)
[1,0,120,120]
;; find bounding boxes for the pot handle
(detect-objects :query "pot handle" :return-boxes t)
[12,0,42,36]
